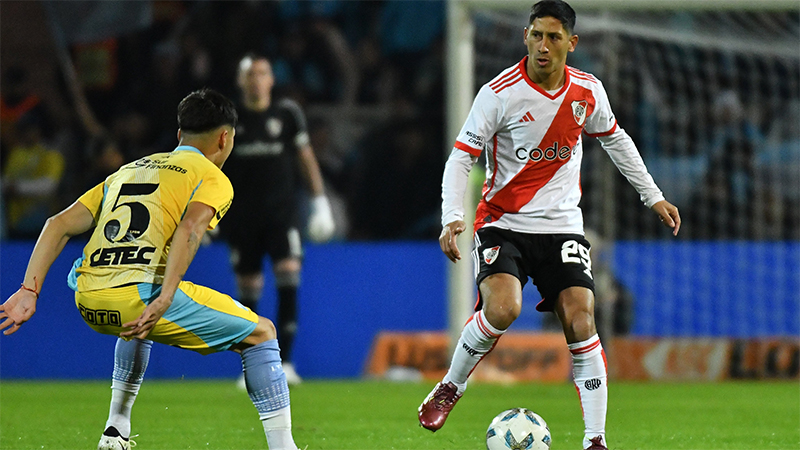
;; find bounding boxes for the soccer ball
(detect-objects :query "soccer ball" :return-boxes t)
[485,408,551,450]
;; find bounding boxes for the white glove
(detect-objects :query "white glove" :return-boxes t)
[307,195,335,242]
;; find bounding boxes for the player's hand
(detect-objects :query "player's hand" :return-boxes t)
[651,200,681,236]
[0,289,38,336]
[440,220,466,263]
[307,195,335,243]
[121,295,172,339]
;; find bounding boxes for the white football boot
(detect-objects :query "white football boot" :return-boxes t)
[97,427,136,450]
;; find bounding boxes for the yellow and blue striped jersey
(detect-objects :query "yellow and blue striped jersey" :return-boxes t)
[69,146,233,291]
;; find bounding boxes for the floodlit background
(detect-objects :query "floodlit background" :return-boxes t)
[1,0,798,381]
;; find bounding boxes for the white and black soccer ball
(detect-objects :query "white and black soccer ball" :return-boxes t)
[485,407,551,450]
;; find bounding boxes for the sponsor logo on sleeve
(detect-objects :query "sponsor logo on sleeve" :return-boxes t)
[465,131,484,148]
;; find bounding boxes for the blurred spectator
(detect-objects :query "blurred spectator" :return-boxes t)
[1,66,52,156]
[348,98,443,240]
[177,31,213,93]
[73,37,119,122]
[756,99,800,239]
[2,112,66,239]
[82,135,125,191]
[271,23,353,105]
[690,89,764,239]
[109,108,155,163]
[379,1,444,96]
[144,41,186,146]
[354,37,396,105]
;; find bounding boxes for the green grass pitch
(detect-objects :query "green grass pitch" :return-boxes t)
[1,380,797,449]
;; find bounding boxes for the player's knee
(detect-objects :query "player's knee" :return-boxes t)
[484,298,521,329]
[556,287,597,341]
[568,311,596,342]
[247,316,277,344]
[480,274,522,329]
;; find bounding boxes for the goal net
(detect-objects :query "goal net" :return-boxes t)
[446,1,800,340]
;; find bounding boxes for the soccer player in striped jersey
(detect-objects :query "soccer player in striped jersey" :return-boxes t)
[0,89,300,450]
[418,2,680,449]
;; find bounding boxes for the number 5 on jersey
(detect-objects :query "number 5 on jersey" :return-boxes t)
[561,240,592,279]
[104,183,159,243]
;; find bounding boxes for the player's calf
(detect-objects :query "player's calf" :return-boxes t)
[240,338,298,449]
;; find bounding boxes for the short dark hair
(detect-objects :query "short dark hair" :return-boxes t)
[529,0,576,34]
[177,88,238,133]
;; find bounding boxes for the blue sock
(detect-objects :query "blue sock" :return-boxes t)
[241,339,291,419]
[106,338,152,437]
[112,338,152,387]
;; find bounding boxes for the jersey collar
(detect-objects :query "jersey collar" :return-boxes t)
[173,145,204,156]
[518,56,571,100]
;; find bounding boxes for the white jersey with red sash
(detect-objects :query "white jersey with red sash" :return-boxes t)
[447,56,663,234]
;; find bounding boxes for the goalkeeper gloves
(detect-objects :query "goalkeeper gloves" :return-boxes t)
[307,195,335,242]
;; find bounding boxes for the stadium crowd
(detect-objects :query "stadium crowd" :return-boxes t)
[2,1,798,242]
[1,1,446,241]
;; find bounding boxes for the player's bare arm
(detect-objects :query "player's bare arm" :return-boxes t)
[651,199,681,236]
[440,220,467,263]
[121,201,216,339]
[0,200,95,335]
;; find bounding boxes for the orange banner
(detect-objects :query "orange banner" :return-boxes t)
[608,337,799,381]
[365,332,571,383]
[365,333,800,382]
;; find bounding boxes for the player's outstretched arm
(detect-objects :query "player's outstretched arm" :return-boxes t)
[651,199,681,236]
[440,220,467,263]
[121,201,215,339]
[0,200,95,335]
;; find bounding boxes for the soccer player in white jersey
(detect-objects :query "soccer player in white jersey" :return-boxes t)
[0,89,301,450]
[418,2,680,449]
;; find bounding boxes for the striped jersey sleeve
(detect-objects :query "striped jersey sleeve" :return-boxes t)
[582,76,618,138]
[454,84,503,157]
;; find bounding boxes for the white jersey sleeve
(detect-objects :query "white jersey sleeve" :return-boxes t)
[584,79,618,137]
[441,84,501,226]
[583,79,664,208]
[441,148,478,226]
[452,84,504,157]
[598,128,665,208]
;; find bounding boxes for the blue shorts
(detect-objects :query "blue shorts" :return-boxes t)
[75,281,259,354]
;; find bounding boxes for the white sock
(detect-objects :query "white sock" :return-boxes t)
[443,310,505,393]
[261,406,297,450]
[105,380,139,438]
[568,334,608,449]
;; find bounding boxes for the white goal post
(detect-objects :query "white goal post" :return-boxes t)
[444,0,800,342]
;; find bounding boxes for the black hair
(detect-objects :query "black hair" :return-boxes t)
[529,0,576,34]
[177,88,238,133]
